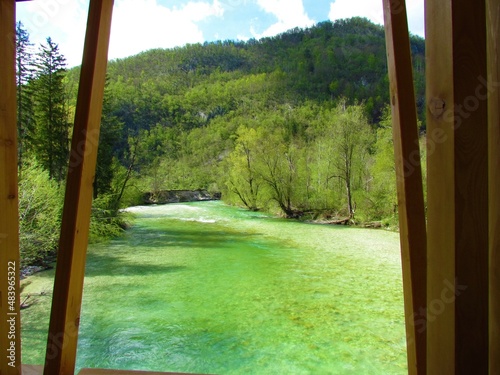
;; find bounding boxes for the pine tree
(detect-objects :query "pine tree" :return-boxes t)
[16,21,35,167]
[32,37,70,181]
[94,76,123,199]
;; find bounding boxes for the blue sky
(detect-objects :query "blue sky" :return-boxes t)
[16,0,424,67]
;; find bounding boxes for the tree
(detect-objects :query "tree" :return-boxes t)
[256,129,303,218]
[94,76,124,198]
[226,126,263,211]
[325,101,374,219]
[32,37,70,181]
[368,108,398,220]
[16,21,35,167]
[18,161,63,265]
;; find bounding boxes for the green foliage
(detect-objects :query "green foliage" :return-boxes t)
[328,102,375,218]
[16,22,35,167]
[225,126,264,211]
[94,76,124,198]
[367,109,398,221]
[18,161,131,266]
[89,195,130,242]
[109,157,143,209]
[18,161,63,266]
[254,129,304,218]
[32,37,70,182]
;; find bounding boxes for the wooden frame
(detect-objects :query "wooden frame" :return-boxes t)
[382,1,427,374]
[44,1,114,374]
[2,0,499,373]
[0,1,21,374]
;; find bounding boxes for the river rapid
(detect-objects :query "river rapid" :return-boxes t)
[21,201,407,374]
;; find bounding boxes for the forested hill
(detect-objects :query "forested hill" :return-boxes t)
[91,17,424,127]
[63,17,425,219]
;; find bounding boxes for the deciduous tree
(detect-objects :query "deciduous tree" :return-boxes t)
[226,126,263,211]
[325,101,374,219]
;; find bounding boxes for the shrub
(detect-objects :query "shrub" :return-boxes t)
[18,161,63,266]
[89,194,131,242]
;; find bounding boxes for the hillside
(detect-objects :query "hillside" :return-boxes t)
[93,17,425,127]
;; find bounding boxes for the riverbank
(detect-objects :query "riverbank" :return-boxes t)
[142,189,221,205]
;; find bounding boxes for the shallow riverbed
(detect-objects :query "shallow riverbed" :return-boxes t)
[21,201,407,374]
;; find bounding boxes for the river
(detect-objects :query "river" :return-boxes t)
[21,201,407,374]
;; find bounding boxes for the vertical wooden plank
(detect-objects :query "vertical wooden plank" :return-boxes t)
[425,1,455,373]
[426,0,489,373]
[487,0,500,373]
[0,1,22,374]
[44,1,114,374]
[382,1,427,374]
[452,2,489,374]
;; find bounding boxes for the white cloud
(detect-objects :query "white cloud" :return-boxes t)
[109,0,224,60]
[16,0,225,67]
[15,0,424,68]
[17,0,89,67]
[236,34,251,42]
[328,0,425,37]
[252,0,315,38]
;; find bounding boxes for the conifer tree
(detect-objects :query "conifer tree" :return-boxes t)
[32,37,70,181]
[94,76,124,198]
[15,21,35,167]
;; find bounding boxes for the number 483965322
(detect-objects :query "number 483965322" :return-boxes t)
[7,261,16,311]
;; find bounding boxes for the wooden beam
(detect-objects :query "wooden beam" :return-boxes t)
[22,365,44,375]
[426,1,489,373]
[452,1,489,366]
[44,1,114,374]
[382,1,427,374]
[487,0,500,373]
[425,1,455,372]
[0,1,21,374]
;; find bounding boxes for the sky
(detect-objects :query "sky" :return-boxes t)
[16,0,425,68]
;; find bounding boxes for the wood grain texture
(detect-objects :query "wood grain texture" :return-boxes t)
[426,1,490,373]
[451,2,489,373]
[382,1,427,373]
[44,1,114,374]
[0,1,21,374]
[425,1,456,373]
[487,0,500,373]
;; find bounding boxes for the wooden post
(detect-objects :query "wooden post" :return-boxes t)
[0,1,22,374]
[382,1,427,374]
[426,1,489,373]
[487,0,500,373]
[425,1,455,372]
[44,1,114,374]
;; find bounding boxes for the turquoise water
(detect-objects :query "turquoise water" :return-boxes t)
[21,201,407,374]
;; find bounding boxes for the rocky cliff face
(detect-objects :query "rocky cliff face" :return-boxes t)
[142,190,221,205]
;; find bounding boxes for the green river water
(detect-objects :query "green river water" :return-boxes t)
[21,201,407,374]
